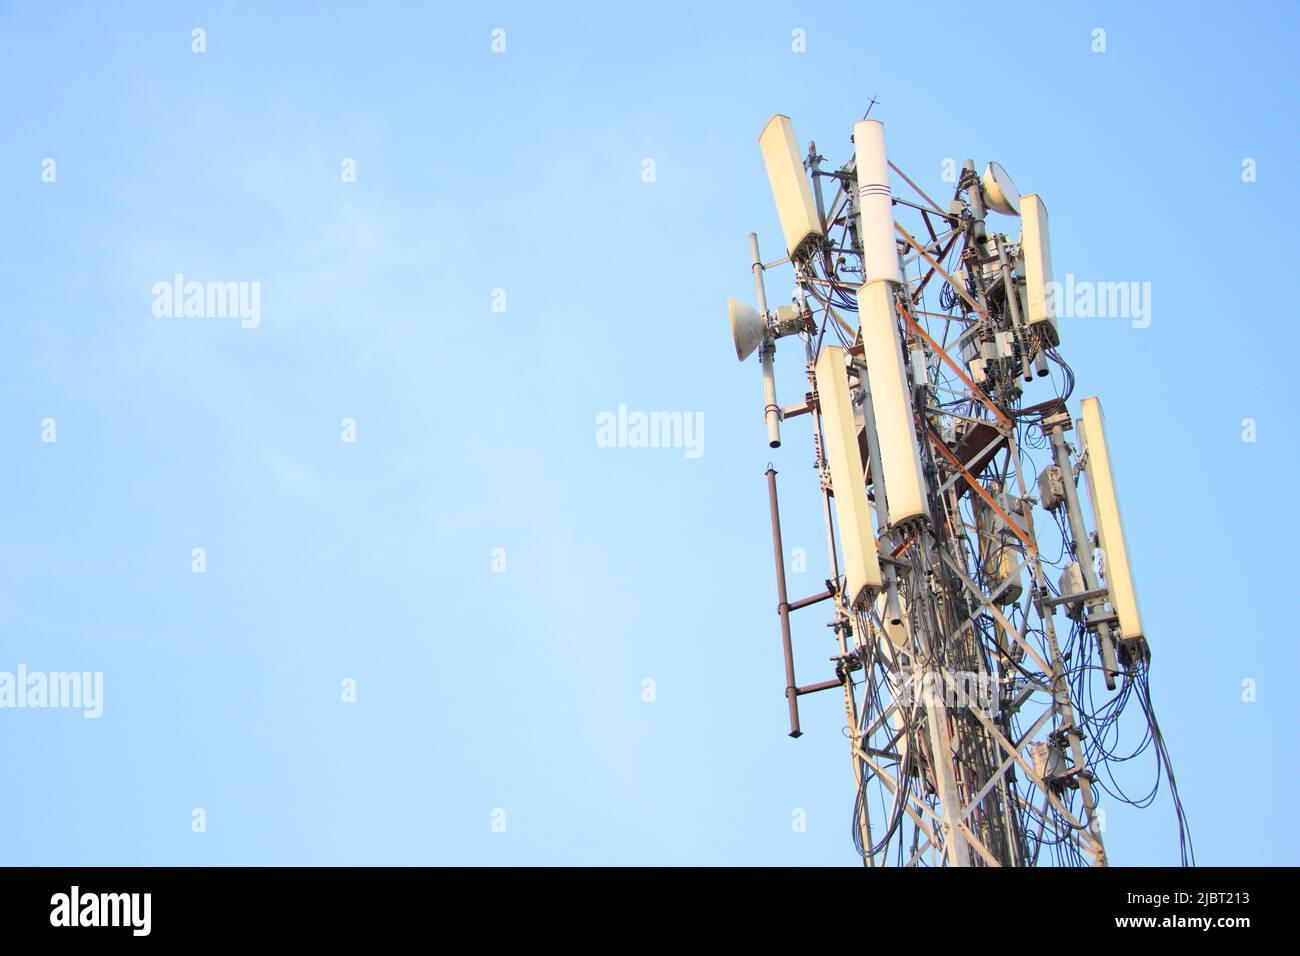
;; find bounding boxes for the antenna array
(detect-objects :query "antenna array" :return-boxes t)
[729,107,1192,867]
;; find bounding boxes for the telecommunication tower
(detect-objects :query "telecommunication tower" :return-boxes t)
[728,106,1192,866]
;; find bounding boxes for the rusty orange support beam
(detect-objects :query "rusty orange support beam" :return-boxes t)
[895,222,989,321]
[928,428,1037,556]
[896,299,1013,431]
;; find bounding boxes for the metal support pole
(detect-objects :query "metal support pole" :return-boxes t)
[921,660,973,867]
[765,467,801,737]
[1006,438,1109,866]
[1048,422,1120,688]
[751,233,781,448]
[992,234,1035,383]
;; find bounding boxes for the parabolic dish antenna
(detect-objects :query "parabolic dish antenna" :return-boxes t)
[982,161,1021,216]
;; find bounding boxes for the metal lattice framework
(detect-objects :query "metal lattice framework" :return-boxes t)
[739,107,1191,867]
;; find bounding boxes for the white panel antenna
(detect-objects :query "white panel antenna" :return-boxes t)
[758,115,824,261]
[857,279,928,526]
[1078,396,1145,642]
[814,345,884,608]
[1019,193,1061,347]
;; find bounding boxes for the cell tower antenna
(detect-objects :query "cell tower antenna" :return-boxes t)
[728,105,1193,867]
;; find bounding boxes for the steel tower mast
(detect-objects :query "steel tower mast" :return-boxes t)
[728,107,1190,867]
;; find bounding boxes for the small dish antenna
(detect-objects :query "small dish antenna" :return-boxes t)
[729,298,766,362]
[982,161,1021,216]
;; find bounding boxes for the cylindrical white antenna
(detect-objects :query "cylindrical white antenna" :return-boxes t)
[857,279,928,525]
[852,120,903,285]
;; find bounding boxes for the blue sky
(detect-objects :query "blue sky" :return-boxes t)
[0,1,1295,865]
